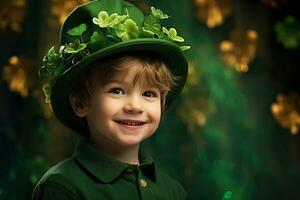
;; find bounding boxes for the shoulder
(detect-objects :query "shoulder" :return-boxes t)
[156,166,188,199]
[32,158,80,200]
[36,158,78,185]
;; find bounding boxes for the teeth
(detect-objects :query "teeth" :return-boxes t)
[118,121,144,126]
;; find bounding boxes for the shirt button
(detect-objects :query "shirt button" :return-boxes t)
[140,179,147,188]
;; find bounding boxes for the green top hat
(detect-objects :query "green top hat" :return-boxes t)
[39,0,190,135]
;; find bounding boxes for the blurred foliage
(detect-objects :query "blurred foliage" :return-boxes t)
[275,16,300,49]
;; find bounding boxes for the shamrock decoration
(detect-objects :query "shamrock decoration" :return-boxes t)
[162,27,184,42]
[64,39,87,54]
[162,27,190,51]
[39,47,63,78]
[93,11,126,28]
[67,23,87,36]
[115,19,140,41]
[150,6,169,19]
[180,45,191,51]
[143,14,163,38]
[89,31,106,51]
[42,83,51,104]
[40,6,190,103]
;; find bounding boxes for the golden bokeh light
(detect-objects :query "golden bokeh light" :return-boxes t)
[9,56,20,65]
[0,0,27,32]
[50,0,89,25]
[177,60,215,132]
[177,97,216,132]
[219,29,258,72]
[193,0,232,28]
[271,93,300,135]
[186,60,200,87]
[2,56,36,97]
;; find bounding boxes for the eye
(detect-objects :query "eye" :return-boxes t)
[109,87,125,95]
[143,91,158,98]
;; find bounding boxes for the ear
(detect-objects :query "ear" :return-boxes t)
[69,94,88,117]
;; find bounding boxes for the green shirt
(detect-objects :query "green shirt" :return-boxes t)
[32,140,188,200]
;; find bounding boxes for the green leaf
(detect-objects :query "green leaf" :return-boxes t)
[44,47,60,64]
[180,46,191,51]
[42,83,51,103]
[64,44,86,53]
[59,45,65,54]
[52,64,65,76]
[40,47,62,79]
[151,6,169,19]
[162,27,184,42]
[142,27,155,37]
[67,23,87,36]
[144,15,159,26]
[39,65,52,78]
[64,39,87,54]
[89,31,106,51]
[93,11,122,28]
[114,19,140,41]
[47,47,58,60]
[117,14,128,23]
[90,31,105,43]
[143,15,162,37]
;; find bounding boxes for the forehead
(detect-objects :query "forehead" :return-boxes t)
[112,61,139,78]
[106,60,156,88]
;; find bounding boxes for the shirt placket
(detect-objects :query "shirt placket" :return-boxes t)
[135,167,153,200]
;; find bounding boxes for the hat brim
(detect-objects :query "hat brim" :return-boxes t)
[50,38,188,135]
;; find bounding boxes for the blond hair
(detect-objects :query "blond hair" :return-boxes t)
[71,51,179,112]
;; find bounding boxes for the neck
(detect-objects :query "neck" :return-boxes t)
[87,137,140,165]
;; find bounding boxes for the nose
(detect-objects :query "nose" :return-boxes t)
[123,94,143,114]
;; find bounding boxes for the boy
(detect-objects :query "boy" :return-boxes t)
[33,0,190,199]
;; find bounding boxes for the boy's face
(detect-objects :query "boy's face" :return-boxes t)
[79,61,162,149]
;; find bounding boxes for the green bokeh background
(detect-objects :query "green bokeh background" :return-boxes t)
[1,0,300,199]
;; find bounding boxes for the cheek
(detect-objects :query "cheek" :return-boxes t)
[88,97,113,121]
[148,102,162,125]
[96,99,119,120]
[101,98,128,121]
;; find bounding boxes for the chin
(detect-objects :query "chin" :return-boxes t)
[116,135,148,147]
[117,139,142,147]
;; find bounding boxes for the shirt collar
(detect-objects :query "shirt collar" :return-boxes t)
[72,140,156,183]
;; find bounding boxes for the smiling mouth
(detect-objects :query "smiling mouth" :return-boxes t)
[114,120,146,126]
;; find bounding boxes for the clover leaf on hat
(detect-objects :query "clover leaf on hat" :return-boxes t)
[150,6,169,19]
[114,19,140,41]
[93,11,120,28]
[64,39,87,54]
[162,27,190,50]
[162,27,184,42]
[142,15,163,38]
[39,47,63,79]
[89,31,106,51]
[42,83,51,104]
[179,45,191,51]
[67,23,87,36]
